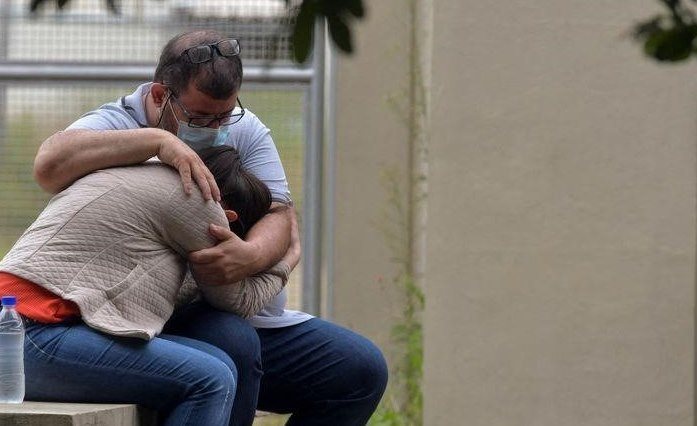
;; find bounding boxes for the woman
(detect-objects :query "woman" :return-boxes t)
[0,145,299,425]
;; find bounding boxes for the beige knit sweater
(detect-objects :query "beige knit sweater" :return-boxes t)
[0,163,289,340]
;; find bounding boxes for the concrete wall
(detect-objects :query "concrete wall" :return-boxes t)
[331,0,413,350]
[334,0,697,425]
[424,1,697,424]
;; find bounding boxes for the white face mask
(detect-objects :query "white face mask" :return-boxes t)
[176,122,227,151]
[164,98,229,151]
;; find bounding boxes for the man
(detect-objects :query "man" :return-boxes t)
[32,30,387,425]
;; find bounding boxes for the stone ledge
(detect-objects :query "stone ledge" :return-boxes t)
[0,402,156,426]
[0,402,287,425]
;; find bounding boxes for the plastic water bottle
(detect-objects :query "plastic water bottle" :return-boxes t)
[0,296,24,403]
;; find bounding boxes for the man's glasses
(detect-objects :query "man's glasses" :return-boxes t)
[182,39,241,64]
[169,94,245,128]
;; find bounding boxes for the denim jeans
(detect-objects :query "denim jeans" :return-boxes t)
[24,303,388,426]
[24,319,236,425]
[163,302,389,426]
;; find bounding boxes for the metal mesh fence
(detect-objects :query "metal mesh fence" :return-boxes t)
[3,0,294,63]
[0,0,308,310]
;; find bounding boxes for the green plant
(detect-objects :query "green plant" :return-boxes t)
[371,0,428,423]
[286,0,365,62]
[633,0,697,62]
[369,169,424,426]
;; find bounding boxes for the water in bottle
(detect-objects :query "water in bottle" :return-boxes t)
[0,295,24,403]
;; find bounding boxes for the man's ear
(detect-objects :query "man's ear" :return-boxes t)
[224,210,239,222]
[150,83,168,108]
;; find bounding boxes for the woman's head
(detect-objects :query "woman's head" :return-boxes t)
[197,146,271,237]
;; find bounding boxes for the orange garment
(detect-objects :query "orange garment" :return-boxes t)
[0,272,80,323]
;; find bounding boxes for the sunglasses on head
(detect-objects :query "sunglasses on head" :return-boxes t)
[181,39,241,64]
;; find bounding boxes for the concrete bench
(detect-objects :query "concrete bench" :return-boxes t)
[0,402,287,425]
[0,402,156,426]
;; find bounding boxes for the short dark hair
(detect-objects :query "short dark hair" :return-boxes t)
[197,146,271,237]
[154,30,243,100]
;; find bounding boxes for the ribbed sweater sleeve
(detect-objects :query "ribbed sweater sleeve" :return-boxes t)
[198,261,290,318]
[159,183,290,318]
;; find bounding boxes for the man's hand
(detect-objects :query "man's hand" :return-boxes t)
[157,136,221,202]
[189,223,262,286]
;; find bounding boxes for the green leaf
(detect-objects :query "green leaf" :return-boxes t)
[316,0,365,19]
[644,25,697,61]
[316,0,341,16]
[327,14,353,53]
[292,1,317,63]
[633,16,665,40]
[344,0,365,18]
[29,0,44,12]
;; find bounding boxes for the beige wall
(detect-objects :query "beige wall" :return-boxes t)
[334,0,697,425]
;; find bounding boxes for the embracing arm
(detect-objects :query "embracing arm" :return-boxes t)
[197,212,301,318]
[34,129,162,193]
[187,112,297,284]
[162,188,300,317]
[188,203,293,285]
[33,129,220,200]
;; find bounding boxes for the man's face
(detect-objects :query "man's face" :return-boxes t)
[159,83,238,135]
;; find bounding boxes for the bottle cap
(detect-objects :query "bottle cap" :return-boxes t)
[1,296,17,306]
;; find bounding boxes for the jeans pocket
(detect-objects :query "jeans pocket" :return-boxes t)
[25,323,75,359]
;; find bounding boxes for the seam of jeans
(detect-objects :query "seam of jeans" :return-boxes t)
[177,375,232,425]
[223,386,232,421]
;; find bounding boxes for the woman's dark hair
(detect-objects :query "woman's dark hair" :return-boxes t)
[197,146,271,237]
[154,30,243,99]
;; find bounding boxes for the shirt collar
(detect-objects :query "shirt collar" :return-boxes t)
[120,82,152,128]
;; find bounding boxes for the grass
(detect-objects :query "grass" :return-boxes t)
[253,413,290,425]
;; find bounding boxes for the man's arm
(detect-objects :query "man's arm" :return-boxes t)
[188,203,294,285]
[187,110,297,285]
[193,205,301,316]
[34,128,220,200]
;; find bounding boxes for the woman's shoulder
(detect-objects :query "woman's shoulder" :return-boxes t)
[57,163,182,214]
[91,162,180,191]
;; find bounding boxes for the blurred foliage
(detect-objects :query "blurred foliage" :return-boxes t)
[30,0,122,15]
[285,0,364,62]
[0,113,52,256]
[27,0,365,63]
[633,0,697,62]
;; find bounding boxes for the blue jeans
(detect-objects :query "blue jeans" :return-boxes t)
[163,303,388,426]
[24,319,236,425]
[25,303,388,426]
